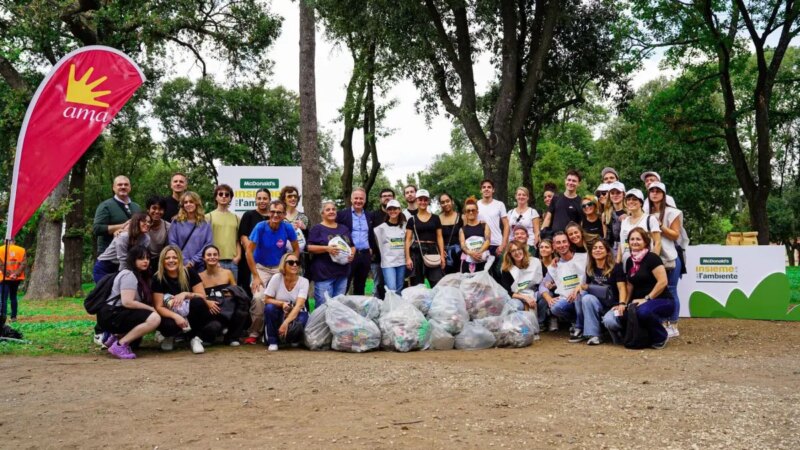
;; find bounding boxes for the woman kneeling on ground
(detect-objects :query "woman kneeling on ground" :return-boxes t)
[603,227,674,349]
[200,245,248,346]
[500,240,546,328]
[262,253,309,351]
[98,245,161,359]
[152,245,221,354]
[578,239,626,345]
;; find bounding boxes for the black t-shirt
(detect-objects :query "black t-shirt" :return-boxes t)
[164,196,180,222]
[238,209,270,241]
[152,268,203,296]
[625,252,673,300]
[547,194,582,232]
[582,217,604,238]
[588,263,625,302]
[461,222,486,240]
[440,214,462,247]
[407,214,441,242]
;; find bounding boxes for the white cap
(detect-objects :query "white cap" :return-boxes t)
[608,181,626,193]
[386,199,401,209]
[640,171,661,182]
[648,181,666,194]
[625,188,644,203]
[416,189,430,199]
[595,183,612,194]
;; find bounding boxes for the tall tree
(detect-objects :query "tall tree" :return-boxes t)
[632,0,800,244]
[0,0,281,297]
[299,0,322,225]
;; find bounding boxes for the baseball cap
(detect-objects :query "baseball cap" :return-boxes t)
[416,189,430,199]
[386,199,401,209]
[608,181,626,193]
[640,171,661,182]
[648,181,666,194]
[595,183,612,194]
[625,188,644,202]
[601,167,619,179]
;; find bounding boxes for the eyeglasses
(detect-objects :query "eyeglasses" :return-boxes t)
[286,194,299,199]
[465,209,477,213]
[581,203,594,209]
[217,192,231,198]
[269,210,285,215]
[286,260,300,266]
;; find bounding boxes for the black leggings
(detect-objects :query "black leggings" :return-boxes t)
[409,245,444,288]
[159,297,223,343]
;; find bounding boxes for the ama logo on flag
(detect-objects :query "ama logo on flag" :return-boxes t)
[62,64,112,123]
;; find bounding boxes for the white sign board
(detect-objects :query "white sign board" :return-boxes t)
[677,245,786,318]
[217,166,302,216]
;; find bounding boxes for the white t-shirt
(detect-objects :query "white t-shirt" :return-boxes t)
[265,273,309,305]
[619,213,661,257]
[478,199,507,247]
[654,207,682,261]
[644,194,676,213]
[509,258,544,293]
[507,207,540,246]
[548,253,587,296]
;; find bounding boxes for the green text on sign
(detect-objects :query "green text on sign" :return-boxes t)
[240,179,279,189]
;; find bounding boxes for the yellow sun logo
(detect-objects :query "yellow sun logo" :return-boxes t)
[65,64,111,108]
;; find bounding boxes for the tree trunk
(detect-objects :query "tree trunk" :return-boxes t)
[25,176,69,300]
[786,242,796,266]
[517,123,542,208]
[60,153,89,297]
[341,127,355,207]
[299,0,322,226]
[359,50,380,208]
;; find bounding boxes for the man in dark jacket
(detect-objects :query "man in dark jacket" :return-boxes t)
[92,175,142,253]
[336,187,376,295]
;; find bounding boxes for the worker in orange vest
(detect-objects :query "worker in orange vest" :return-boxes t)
[1,240,26,322]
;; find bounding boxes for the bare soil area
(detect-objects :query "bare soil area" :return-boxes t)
[2,318,799,449]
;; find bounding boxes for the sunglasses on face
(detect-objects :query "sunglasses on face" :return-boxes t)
[286,260,300,266]
[465,209,477,213]
[269,210,284,215]
[581,203,594,209]
[286,193,299,199]
[217,192,231,198]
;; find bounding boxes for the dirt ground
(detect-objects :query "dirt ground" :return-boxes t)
[1,318,799,449]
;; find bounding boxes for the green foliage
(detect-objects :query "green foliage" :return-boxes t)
[689,273,800,321]
[153,78,301,183]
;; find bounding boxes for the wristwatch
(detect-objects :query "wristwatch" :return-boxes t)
[644,295,651,301]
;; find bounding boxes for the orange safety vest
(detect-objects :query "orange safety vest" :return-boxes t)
[0,244,26,281]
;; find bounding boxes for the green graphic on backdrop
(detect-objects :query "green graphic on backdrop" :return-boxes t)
[689,273,800,321]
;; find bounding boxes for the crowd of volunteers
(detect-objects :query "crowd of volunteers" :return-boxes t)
[87,168,688,359]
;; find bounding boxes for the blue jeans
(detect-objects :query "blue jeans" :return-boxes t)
[382,266,406,295]
[219,260,239,282]
[313,277,348,307]
[263,303,309,345]
[92,259,118,283]
[550,297,584,331]
[667,257,682,322]
[580,293,607,338]
[603,309,623,344]
[1,280,20,319]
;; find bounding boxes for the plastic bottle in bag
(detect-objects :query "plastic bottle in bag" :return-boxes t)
[429,319,455,350]
[402,285,434,315]
[460,270,511,320]
[379,291,431,352]
[304,303,332,350]
[496,311,535,348]
[427,286,469,335]
[325,300,381,353]
[454,322,496,350]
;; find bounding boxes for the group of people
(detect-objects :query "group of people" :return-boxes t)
[90,167,688,359]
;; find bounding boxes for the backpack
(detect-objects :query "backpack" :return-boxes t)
[84,272,120,314]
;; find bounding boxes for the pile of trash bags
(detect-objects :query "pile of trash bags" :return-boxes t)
[303,269,539,353]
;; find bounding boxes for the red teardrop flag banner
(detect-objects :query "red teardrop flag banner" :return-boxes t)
[5,45,145,239]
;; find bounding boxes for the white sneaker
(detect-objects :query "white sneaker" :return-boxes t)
[154,331,165,344]
[93,333,104,346]
[586,336,602,346]
[267,344,278,352]
[229,340,241,347]
[548,317,559,332]
[190,336,205,354]
[666,323,680,338]
[160,336,175,351]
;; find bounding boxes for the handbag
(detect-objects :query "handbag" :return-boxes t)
[587,284,616,309]
[412,217,442,268]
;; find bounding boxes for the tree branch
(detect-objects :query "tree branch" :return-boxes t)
[0,56,29,92]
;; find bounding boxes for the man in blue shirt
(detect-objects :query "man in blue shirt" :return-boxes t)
[336,187,376,295]
[244,199,299,344]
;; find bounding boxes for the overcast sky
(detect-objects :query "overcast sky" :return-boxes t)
[173,1,670,185]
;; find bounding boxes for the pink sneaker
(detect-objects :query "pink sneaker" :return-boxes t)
[108,341,136,360]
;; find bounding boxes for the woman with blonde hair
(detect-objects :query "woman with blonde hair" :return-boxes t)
[168,191,212,270]
[580,195,605,242]
[500,240,546,328]
[507,186,540,251]
[262,253,310,351]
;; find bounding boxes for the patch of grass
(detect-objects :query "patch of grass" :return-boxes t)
[0,319,97,356]
[789,266,800,305]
